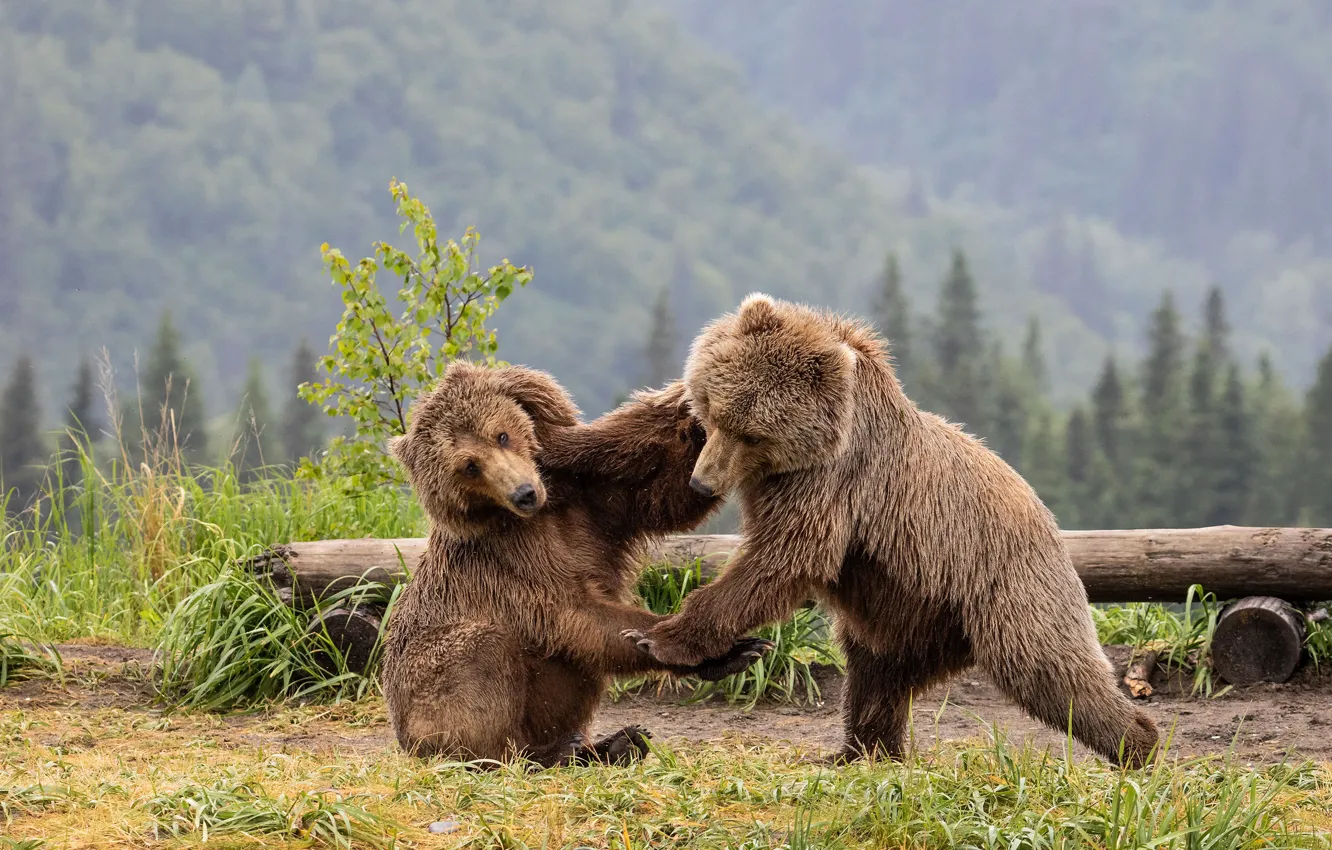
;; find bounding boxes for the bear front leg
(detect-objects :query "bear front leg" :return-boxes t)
[577,725,654,766]
[829,641,934,763]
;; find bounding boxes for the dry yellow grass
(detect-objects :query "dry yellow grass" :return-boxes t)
[4,653,1332,849]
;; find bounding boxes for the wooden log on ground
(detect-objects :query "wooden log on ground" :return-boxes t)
[1210,596,1306,686]
[248,525,1332,607]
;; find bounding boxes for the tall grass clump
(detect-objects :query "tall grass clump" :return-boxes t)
[0,414,423,649]
[613,561,845,707]
[0,631,62,687]
[156,569,402,711]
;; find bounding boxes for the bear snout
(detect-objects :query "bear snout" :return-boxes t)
[688,476,714,498]
[509,482,541,514]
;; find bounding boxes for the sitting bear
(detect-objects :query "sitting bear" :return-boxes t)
[625,293,1160,768]
[380,361,769,767]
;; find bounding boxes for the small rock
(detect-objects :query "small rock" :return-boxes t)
[428,820,461,834]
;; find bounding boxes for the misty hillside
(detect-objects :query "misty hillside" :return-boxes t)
[0,0,1326,422]
[651,0,1332,381]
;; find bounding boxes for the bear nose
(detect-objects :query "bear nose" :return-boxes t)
[689,477,714,498]
[510,483,539,512]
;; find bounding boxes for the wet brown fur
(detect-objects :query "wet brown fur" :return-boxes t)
[380,361,764,767]
[629,293,1160,768]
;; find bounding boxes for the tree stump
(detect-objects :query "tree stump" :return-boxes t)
[306,605,384,677]
[1210,596,1306,686]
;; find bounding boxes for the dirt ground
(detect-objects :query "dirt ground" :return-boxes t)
[4,644,1331,764]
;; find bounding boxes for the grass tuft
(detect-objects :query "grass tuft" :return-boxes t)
[612,561,845,707]
[142,780,401,848]
[156,569,400,711]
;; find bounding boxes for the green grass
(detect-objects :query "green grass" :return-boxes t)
[3,436,1331,713]
[0,439,425,649]
[0,634,62,689]
[141,780,398,848]
[4,698,1332,849]
[613,562,845,707]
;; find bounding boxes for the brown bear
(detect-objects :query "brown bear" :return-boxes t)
[380,361,770,767]
[625,293,1160,768]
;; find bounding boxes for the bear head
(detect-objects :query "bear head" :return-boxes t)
[389,361,580,533]
[682,293,857,497]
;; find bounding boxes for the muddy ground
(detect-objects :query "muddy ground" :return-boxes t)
[4,644,1330,764]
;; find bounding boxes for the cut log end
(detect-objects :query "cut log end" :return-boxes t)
[1211,596,1306,686]
[307,606,384,677]
[1123,648,1160,699]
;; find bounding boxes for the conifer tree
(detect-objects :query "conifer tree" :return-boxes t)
[1133,291,1188,526]
[871,252,913,387]
[281,338,325,464]
[984,348,1028,468]
[233,358,278,482]
[1088,355,1133,524]
[930,249,984,429]
[65,356,99,440]
[1244,353,1304,525]
[1091,356,1128,467]
[643,284,679,388]
[59,355,100,497]
[1021,316,1048,396]
[1022,406,1069,523]
[1184,287,1232,524]
[1208,363,1252,524]
[0,356,45,511]
[1303,345,1332,525]
[140,309,208,464]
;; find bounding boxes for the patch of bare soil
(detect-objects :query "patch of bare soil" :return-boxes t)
[4,644,1330,764]
[595,645,1332,764]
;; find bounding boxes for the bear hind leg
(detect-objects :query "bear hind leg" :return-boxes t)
[975,596,1160,768]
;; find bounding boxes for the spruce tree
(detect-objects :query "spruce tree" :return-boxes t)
[1022,406,1069,523]
[233,358,278,482]
[59,356,100,498]
[1303,345,1332,525]
[1088,355,1132,524]
[65,356,99,440]
[0,356,45,512]
[1063,406,1092,529]
[1208,363,1252,525]
[1244,353,1304,525]
[871,252,913,387]
[930,249,984,429]
[1091,356,1128,466]
[643,284,678,388]
[140,309,208,465]
[985,348,1028,468]
[281,338,325,464]
[1134,292,1188,526]
[1202,286,1230,362]
[1021,316,1049,396]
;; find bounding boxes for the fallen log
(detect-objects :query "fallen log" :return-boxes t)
[1210,596,1306,686]
[248,525,1332,608]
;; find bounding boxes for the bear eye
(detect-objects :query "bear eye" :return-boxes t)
[497,432,509,447]
[464,461,481,478]
[742,434,762,447]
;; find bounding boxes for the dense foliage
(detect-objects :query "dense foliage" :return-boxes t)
[655,0,1332,385]
[4,0,1328,424]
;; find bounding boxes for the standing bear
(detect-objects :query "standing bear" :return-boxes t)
[626,293,1160,768]
[380,361,769,767]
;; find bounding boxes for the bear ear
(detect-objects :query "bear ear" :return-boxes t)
[736,292,782,336]
[490,366,581,426]
[810,342,859,387]
[387,434,412,468]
